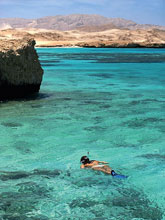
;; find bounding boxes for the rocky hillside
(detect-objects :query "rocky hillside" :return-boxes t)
[0,38,43,100]
[76,23,118,32]
[0,28,165,48]
[0,14,164,31]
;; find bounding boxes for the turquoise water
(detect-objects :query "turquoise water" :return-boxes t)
[0,48,165,220]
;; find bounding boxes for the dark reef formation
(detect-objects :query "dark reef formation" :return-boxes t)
[75,41,165,48]
[0,169,163,220]
[0,38,43,100]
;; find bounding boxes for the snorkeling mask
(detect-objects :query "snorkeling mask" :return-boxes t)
[80,156,89,164]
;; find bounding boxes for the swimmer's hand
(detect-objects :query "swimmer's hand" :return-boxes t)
[98,161,109,164]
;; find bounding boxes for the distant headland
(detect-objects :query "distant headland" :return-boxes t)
[0,14,165,48]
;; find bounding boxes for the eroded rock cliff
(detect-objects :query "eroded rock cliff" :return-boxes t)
[0,38,43,100]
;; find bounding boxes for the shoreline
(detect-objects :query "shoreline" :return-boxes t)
[35,46,83,48]
[35,41,165,49]
[35,45,165,48]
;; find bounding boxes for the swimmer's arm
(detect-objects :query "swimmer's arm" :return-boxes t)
[80,164,93,168]
[98,161,109,164]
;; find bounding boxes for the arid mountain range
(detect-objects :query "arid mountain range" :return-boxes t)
[0,14,165,48]
[0,14,165,31]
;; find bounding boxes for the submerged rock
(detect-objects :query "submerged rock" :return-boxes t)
[33,169,61,177]
[0,38,43,100]
[1,122,23,128]
[69,187,163,220]
[0,171,29,181]
[1,214,49,220]
[17,181,50,196]
[0,169,62,181]
[0,191,38,217]
[0,191,49,220]
[138,153,165,161]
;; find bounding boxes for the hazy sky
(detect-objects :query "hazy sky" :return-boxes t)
[0,0,164,25]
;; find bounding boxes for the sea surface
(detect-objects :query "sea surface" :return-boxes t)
[0,48,165,220]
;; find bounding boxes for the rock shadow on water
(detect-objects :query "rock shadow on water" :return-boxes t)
[22,92,52,101]
[0,92,52,103]
[0,89,53,103]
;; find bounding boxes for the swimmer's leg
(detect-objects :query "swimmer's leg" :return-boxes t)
[111,170,128,179]
[92,166,112,175]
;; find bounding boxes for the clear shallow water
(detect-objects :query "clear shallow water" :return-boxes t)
[0,48,165,220]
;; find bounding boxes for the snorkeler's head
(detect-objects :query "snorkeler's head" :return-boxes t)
[80,156,89,164]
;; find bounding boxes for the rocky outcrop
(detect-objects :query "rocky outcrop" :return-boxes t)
[0,38,43,100]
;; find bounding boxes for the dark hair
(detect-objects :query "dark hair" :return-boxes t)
[80,156,90,164]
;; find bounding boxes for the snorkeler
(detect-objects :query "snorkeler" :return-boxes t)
[80,155,112,175]
[80,156,128,179]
